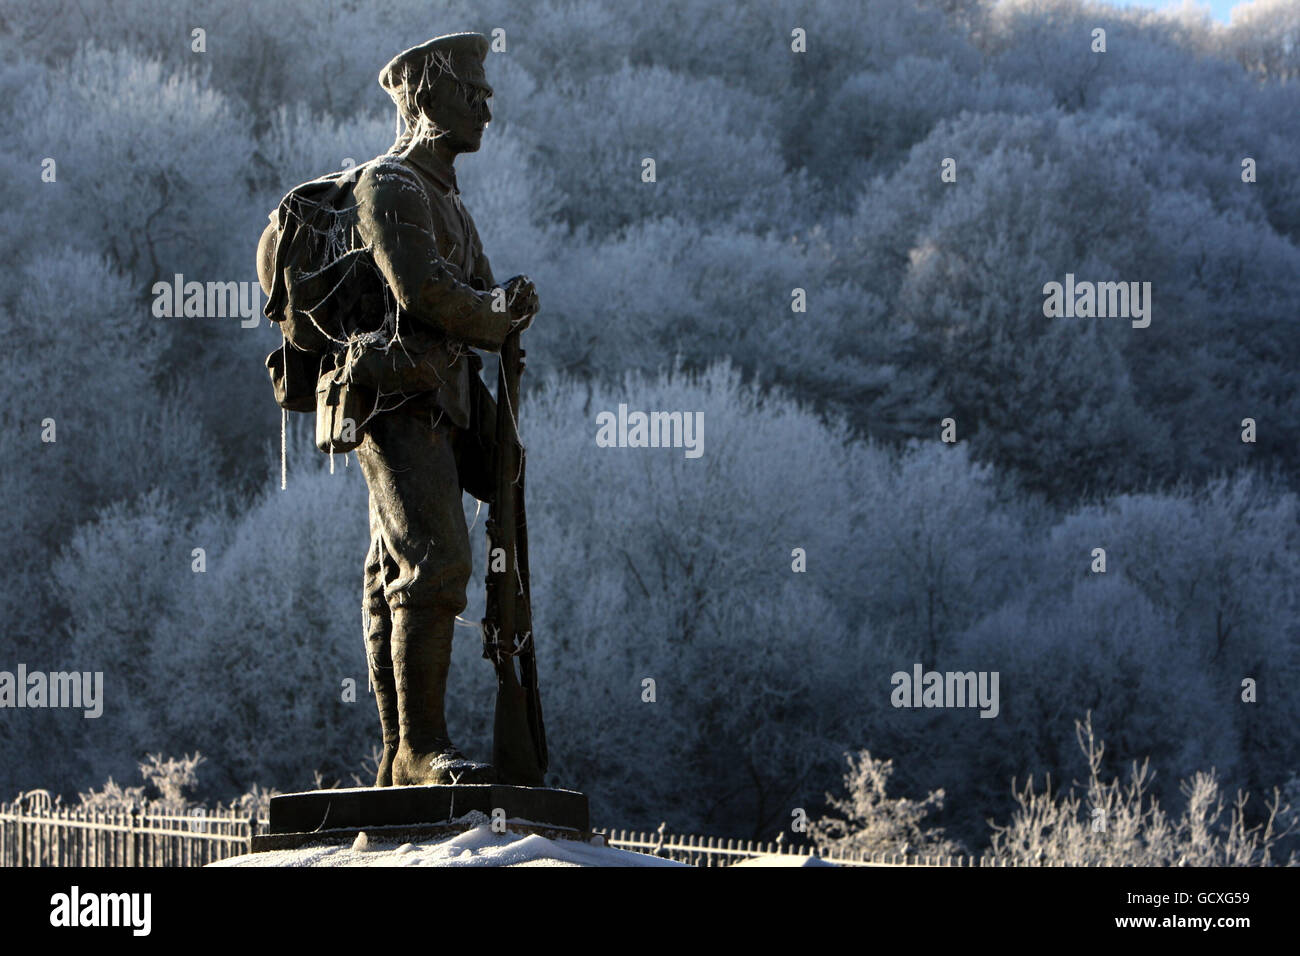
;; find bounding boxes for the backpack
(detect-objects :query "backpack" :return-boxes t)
[257,161,389,414]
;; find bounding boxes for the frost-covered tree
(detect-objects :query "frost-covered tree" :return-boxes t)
[989,713,1295,866]
[810,749,965,858]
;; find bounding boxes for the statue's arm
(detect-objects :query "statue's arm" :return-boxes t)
[467,218,496,292]
[472,250,496,292]
[354,161,511,351]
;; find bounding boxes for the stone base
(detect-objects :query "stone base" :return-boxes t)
[252,784,589,853]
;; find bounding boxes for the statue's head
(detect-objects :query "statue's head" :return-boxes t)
[380,32,493,154]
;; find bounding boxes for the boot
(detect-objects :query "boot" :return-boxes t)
[364,626,399,787]
[389,606,495,786]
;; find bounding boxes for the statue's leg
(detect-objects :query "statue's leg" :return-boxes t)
[362,494,399,786]
[356,409,493,786]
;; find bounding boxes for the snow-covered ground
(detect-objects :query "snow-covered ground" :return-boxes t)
[212,820,687,868]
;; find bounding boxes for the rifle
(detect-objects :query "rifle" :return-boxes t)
[482,329,548,786]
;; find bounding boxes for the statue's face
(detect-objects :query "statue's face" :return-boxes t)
[426,77,492,154]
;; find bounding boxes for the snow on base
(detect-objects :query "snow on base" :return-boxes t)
[211,823,687,868]
[727,853,837,867]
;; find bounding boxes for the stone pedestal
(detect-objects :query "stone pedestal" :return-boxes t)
[251,784,590,852]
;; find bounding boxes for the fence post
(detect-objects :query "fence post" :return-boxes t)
[129,807,140,868]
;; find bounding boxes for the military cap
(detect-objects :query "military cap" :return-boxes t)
[379,32,492,100]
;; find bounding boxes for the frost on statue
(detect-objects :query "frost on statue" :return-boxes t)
[255,33,547,790]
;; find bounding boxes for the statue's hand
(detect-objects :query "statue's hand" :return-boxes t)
[503,274,539,332]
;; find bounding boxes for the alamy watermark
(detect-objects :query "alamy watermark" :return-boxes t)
[151,273,262,327]
[50,886,150,936]
[891,663,999,719]
[0,665,103,718]
[595,404,704,459]
[1042,273,1151,328]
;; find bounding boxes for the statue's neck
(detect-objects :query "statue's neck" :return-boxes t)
[430,138,459,169]
[394,117,461,171]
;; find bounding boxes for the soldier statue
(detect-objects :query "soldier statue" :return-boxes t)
[256,33,541,788]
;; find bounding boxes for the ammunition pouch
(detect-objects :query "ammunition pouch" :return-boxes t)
[315,366,373,454]
[340,333,473,431]
[266,344,322,413]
